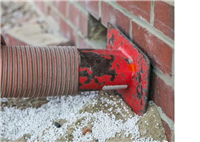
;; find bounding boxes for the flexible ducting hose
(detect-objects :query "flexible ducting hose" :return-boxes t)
[0,46,79,97]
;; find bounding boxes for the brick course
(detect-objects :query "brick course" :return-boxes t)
[86,1,100,19]
[35,1,45,14]
[117,1,151,23]
[101,2,130,38]
[132,21,173,77]
[162,120,173,142]
[150,72,174,121]
[59,18,76,45]
[154,1,174,40]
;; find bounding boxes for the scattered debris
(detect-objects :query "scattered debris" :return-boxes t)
[83,127,92,135]
[82,124,93,135]
[0,91,167,142]
[54,122,61,128]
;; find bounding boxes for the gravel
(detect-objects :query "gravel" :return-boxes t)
[0,91,167,142]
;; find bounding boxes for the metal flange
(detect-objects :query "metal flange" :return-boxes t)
[106,23,151,115]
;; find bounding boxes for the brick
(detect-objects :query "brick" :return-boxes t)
[52,1,59,9]
[79,12,89,36]
[59,1,67,17]
[67,3,88,35]
[48,6,59,23]
[59,18,76,46]
[162,120,172,142]
[132,21,173,77]
[78,0,86,9]
[154,1,174,40]
[66,2,73,20]
[101,1,130,38]
[150,72,174,121]
[85,1,99,19]
[35,1,45,14]
[117,1,151,23]
[67,3,81,29]
[78,35,92,49]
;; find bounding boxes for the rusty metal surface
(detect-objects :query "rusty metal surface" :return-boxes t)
[1,46,79,97]
[106,23,151,115]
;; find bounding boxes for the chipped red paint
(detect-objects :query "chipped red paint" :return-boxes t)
[79,49,134,91]
[106,23,151,115]
[79,23,150,115]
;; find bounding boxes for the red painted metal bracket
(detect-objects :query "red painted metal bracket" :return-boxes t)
[78,23,151,115]
[106,23,151,115]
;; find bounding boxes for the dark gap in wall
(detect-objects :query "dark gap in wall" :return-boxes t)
[87,14,107,49]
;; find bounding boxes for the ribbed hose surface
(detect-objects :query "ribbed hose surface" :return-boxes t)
[0,46,79,98]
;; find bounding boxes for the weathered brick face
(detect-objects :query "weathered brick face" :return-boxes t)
[59,18,76,45]
[162,120,173,142]
[132,21,173,77]
[154,1,174,40]
[34,1,174,141]
[77,1,100,20]
[85,1,100,19]
[101,2,130,38]
[35,1,46,14]
[150,72,174,121]
[79,12,89,37]
[117,1,151,23]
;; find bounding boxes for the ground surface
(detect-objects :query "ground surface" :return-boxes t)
[1,91,167,142]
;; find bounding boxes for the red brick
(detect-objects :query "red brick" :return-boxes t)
[52,1,59,9]
[59,18,76,46]
[79,12,89,36]
[117,1,151,23]
[85,1,99,19]
[132,21,173,77]
[67,2,73,21]
[59,1,67,17]
[150,72,174,121]
[154,1,174,40]
[68,4,80,29]
[162,120,172,142]
[78,0,86,9]
[66,3,88,36]
[78,35,92,49]
[35,1,45,14]
[101,2,130,38]
[48,7,59,23]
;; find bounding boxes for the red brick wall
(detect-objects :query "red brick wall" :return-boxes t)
[34,1,174,142]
